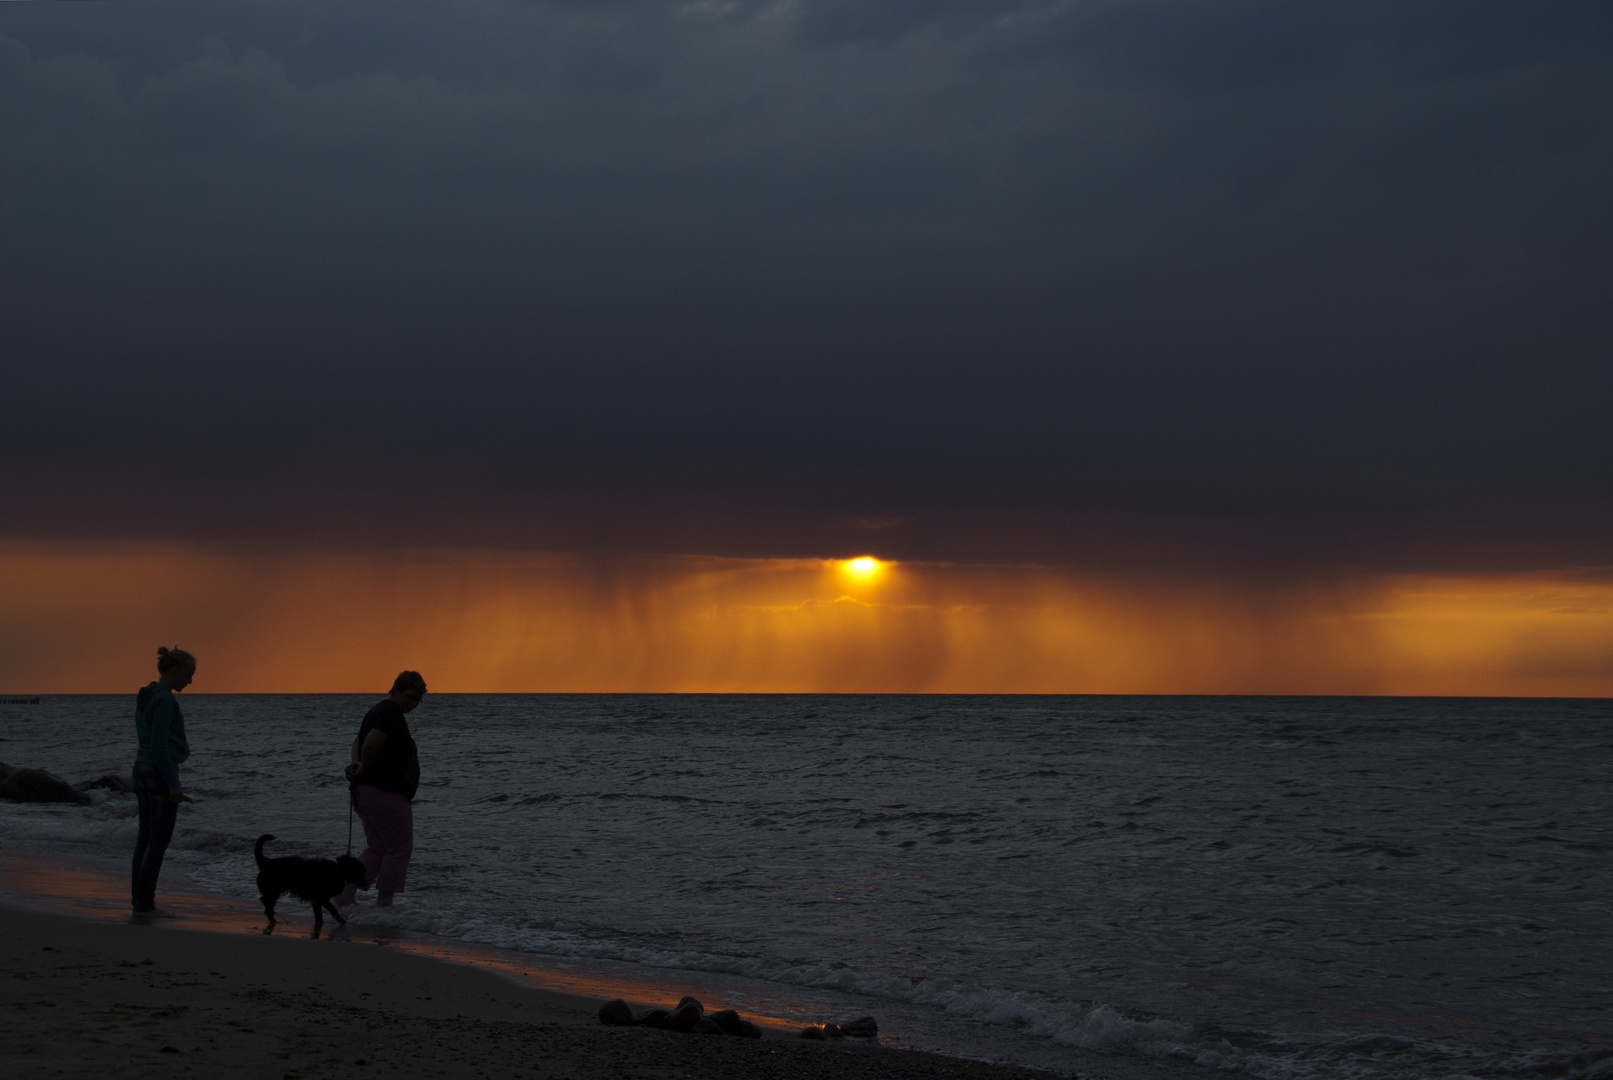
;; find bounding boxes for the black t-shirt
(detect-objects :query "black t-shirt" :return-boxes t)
[353,699,419,800]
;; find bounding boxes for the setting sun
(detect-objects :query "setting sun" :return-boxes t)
[842,556,882,579]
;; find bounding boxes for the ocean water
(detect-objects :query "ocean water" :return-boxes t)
[0,694,1609,1079]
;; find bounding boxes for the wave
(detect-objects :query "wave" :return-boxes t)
[332,900,1210,1063]
[304,899,1583,1080]
[0,806,1595,1080]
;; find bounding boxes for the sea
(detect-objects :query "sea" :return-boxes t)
[0,694,1608,1080]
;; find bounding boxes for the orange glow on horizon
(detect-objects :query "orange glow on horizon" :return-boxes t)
[0,541,1610,696]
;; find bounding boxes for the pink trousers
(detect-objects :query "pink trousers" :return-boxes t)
[353,784,413,893]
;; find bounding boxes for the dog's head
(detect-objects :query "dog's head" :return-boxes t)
[336,855,367,887]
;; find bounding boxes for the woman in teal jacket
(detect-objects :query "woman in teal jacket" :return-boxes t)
[132,646,195,916]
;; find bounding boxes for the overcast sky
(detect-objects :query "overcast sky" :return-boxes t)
[4,1,1611,574]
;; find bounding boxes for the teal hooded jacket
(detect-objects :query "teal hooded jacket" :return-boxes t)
[134,682,190,789]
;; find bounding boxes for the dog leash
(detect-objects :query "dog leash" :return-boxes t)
[346,778,355,856]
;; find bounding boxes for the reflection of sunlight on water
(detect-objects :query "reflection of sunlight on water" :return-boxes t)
[0,849,820,1034]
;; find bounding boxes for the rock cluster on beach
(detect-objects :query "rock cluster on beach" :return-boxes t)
[599,995,764,1037]
[799,1016,879,1040]
[598,995,879,1043]
[0,763,94,805]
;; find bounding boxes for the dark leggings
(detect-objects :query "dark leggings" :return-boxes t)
[132,763,178,913]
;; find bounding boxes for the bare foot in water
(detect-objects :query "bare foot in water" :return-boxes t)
[377,891,394,907]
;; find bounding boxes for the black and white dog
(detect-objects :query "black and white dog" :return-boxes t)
[254,833,368,931]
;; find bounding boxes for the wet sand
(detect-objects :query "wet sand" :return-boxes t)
[0,904,1242,1080]
[0,849,1233,1080]
[0,902,1250,1080]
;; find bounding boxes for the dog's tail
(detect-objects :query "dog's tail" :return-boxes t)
[254,833,275,868]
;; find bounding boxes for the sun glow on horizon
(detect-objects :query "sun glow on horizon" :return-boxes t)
[2,542,1613,695]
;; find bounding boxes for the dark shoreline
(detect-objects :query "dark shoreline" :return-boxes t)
[0,847,1239,1080]
[0,902,1243,1080]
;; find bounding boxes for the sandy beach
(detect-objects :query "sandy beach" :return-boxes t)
[0,899,1239,1080]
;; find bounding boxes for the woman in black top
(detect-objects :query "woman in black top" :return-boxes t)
[342,670,424,907]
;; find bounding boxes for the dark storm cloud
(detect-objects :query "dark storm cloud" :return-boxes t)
[2,1,1611,568]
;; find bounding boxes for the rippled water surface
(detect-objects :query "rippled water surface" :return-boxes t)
[2,694,1609,1078]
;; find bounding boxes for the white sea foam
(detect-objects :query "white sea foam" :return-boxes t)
[320,893,1209,1063]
